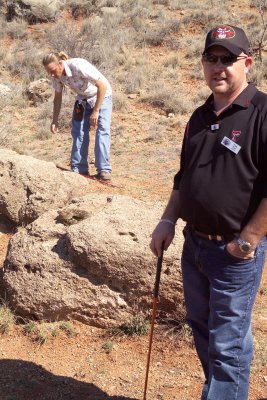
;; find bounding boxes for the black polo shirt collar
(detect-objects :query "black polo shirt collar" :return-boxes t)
[204,82,258,111]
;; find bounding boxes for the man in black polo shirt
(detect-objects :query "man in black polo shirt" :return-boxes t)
[150,25,267,400]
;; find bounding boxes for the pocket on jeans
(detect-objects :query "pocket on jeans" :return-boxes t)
[223,245,255,263]
[258,236,267,253]
[73,100,85,121]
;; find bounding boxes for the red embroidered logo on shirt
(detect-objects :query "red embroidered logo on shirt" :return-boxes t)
[231,130,241,142]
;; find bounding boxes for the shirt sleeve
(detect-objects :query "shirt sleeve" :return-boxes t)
[74,60,101,84]
[51,77,63,92]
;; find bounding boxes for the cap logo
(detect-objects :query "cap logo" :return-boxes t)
[212,26,235,40]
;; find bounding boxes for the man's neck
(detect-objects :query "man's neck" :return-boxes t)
[213,82,248,115]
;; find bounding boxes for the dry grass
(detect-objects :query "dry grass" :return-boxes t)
[23,320,76,344]
[0,302,15,333]
[141,86,194,115]
[0,0,266,173]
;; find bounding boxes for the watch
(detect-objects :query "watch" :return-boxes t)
[236,238,255,253]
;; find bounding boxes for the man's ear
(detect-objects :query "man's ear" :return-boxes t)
[244,57,253,74]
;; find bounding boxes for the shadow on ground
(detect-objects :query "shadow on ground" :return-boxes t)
[0,359,138,400]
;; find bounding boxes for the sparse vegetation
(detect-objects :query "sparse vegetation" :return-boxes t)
[159,316,194,348]
[252,337,267,370]
[23,320,75,343]
[102,339,114,353]
[5,18,28,39]
[0,0,266,163]
[0,302,15,333]
[141,86,194,115]
[112,315,150,336]
[0,2,266,398]
[59,321,75,337]
[251,0,267,61]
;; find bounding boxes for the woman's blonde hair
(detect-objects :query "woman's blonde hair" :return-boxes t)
[42,51,69,66]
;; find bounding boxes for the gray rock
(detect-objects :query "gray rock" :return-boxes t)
[5,0,62,23]
[1,194,185,328]
[25,78,53,105]
[0,149,89,226]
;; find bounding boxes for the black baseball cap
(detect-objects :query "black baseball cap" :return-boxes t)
[203,25,251,56]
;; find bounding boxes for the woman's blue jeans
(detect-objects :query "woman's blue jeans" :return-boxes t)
[71,96,112,174]
[182,226,266,400]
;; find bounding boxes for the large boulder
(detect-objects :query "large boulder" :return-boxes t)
[0,149,89,226]
[1,194,185,328]
[5,0,62,23]
[25,78,53,105]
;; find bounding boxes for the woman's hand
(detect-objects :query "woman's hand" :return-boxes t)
[90,110,99,128]
[50,122,59,133]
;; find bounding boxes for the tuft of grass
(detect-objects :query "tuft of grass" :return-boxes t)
[141,86,194,115]
[23,320,75,343]
[4,39,45,84]
[112,315,150,336]
[35,327,48,344]
[6,18,28,39]
[158,312,194,348]
[102,340,114,354]
[259,285,267,295]
[59,321,75,337]
[164,54,179,69]
[35,124,52,140]
[67,0,98,19]
[0,303,15,334]
[23,321,48,344]
[112,92,128,112]
[23,321,36,335]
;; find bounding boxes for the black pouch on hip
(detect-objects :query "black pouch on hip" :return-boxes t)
[73,100,85,121]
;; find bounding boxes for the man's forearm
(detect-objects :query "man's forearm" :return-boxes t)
[240,198,267,246]
[161,189,180,223]
[150,189,180,257]
[52,92,62,123]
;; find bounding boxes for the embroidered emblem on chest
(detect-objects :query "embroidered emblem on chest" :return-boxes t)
[231,130,241,142]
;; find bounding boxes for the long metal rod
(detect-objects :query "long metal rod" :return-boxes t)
[143,248,164,400]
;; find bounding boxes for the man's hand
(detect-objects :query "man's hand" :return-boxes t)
[150,221,175,257]
[50,122,59,134]
[226,240,255,260]
[90,109,99,128]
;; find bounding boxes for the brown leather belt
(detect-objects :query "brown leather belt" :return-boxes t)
[193,229,236,242]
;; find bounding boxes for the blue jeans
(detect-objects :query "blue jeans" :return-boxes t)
[71,96,112,174]
[181,226,267,400]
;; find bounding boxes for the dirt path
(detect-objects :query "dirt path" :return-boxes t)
[0,228,266,400]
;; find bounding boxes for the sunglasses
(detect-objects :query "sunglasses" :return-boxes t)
[202,53,248,66]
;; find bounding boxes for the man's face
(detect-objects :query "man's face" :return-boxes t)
[201,46,252,97]
[45,61,64,79]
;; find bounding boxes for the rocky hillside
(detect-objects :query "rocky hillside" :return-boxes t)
[0,0,266,204]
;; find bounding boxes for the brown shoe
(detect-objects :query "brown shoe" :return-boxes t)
[96,171,111,181]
